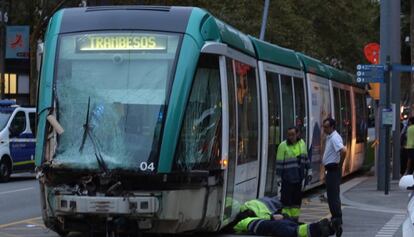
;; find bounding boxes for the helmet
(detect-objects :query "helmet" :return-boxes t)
[399,175,414,191]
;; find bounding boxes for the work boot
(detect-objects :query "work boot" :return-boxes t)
[331,218,343,237]
[334,225,343,237]
[317,218,332,237]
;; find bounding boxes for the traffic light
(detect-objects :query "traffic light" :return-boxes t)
[368,83,380,100]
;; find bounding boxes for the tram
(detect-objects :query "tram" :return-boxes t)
[35,6,367,235]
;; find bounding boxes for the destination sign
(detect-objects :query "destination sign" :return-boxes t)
[77,34,168,51]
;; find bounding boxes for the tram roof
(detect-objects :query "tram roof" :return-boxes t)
[296,53,331,79]
[57,6,357,86]
[298,53,357,85]
[58,6,257,56]
[58,6,193,34]
[326,65,357,85]
[196,11,256,56]
[249,37,302,70]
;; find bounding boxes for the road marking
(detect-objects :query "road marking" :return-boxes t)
[0,232,20,237]
[0,187,34,195]
[0,217,41,229]
[375,214,405,237]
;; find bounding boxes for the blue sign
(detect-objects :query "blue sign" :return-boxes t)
[392,64,414,72]
[356,64,386,83]
[6,26,29,59]
[355,77,384,83]
[356,64,388,71]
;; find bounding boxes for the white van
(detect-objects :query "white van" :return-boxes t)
[0,100,36,182]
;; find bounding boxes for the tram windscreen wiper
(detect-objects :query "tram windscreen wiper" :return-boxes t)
[79,97,91,153]
[79,97,109,175]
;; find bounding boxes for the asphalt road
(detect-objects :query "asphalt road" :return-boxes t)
[0,173,40,225]
[0,172,405,237]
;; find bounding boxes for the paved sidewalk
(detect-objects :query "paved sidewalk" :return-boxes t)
[342,176,408,213]
[339,175,409,237]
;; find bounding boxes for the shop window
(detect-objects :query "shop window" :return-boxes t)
[18,75,29,94]
[4,73,17,94]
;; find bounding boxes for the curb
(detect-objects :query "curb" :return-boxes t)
[340,177,406,214]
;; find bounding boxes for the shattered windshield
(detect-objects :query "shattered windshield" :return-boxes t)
[54,32,180,173]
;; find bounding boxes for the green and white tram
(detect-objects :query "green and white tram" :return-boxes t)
[35,6,367,235]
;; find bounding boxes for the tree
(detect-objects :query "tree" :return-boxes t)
[29,0,77,105]
[411,0,414,115]
[7,1,380,103]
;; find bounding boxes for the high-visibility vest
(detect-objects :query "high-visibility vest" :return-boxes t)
[276,139,308,183]
[234,197,282,233]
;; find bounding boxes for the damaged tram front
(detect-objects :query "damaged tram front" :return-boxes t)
[36,6,231,236]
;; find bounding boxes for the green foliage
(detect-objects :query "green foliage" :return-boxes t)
[11,0,379,72]
[164,0,379,72]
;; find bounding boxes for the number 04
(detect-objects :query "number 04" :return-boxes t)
[140,162,155,171]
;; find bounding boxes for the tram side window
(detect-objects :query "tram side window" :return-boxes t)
[293,77,306,143]
[334,87,347,144]
[175,54,222,171]
[280,75,294,139]
[234,60,259,165]
[342,90,352,145]
[265,71,281,196]
[355,93,367,143]
[333,87,342,134]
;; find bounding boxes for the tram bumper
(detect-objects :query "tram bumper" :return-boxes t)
[55,195,159,215]
[46,188,221,233]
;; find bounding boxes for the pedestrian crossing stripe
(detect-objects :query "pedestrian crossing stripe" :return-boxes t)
[374,214,405,237]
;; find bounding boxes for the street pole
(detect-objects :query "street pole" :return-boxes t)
[384,57,391,195]
[0,0,5,99]
[259,0,270,40]
[391,0,401,180]
[378,0,391,192]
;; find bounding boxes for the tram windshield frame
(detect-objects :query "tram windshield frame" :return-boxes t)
[52,31,182,174]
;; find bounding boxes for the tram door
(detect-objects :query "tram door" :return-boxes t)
[260,66,306,197]
[263,71,281,196]
[333,86,352,175]
[352,91,367,172]
[222,56,260,221]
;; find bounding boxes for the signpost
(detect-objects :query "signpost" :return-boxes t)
[5,26,29,59]
[381,107,393,126]
[356,63,414,85]
[354,60,414,194]
[356,64,386,83]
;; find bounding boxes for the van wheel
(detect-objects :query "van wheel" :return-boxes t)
[0,159,11,182]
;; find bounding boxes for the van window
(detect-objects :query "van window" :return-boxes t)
[10,111,26,136]
[29,112,36,135]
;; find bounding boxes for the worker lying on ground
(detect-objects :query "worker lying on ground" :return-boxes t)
[224,196,335,237]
